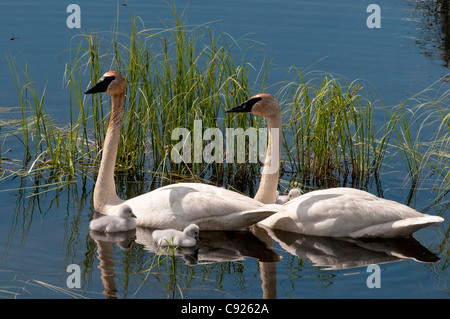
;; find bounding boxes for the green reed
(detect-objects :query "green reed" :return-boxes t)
[2,5,449,199]
[387,81,450,201]
[277,71,393,189]
[6,56,75,177]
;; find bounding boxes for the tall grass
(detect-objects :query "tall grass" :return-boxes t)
[387,81,450,202]
[6,57,77,179]
[65,7,268,187]
[277,71,393,189]
[1,5,449,200]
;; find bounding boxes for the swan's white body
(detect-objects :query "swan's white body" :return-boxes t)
[121,183,279,230]
[260,188,444,238]
[85,72,279,231]
[89,205,136,233]
[86,71,443,237]
[225,92,443,238]
[275,188,301,204]
[152,224,200,247]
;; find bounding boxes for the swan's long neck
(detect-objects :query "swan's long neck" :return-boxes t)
[94,93,125,212]
[254,113,281,204]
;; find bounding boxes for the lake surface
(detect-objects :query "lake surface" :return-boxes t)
[0,0,448,300]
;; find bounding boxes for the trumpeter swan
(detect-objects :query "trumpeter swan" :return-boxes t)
[84,71,281,231]
[225,93,281,204]
[275,189,302,204]
[259,187,444,238]
[86,71,443,237]
[89,205,136,232]
[226,92,444,238]
[152,224,200,247]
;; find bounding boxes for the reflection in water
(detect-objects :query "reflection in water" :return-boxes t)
[136,227,281,299]
[89,229,136,299]
[89,224,439,299]
[253,225,440,270]
[408,0,450,67]
[89,227,281,299]
[135,227,281,264]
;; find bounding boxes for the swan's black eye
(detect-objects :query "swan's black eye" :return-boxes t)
[226,96,262,113]
[244,97,263,109]
[85,76,116,94]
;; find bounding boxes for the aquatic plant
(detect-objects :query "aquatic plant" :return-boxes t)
[1,4,448,202]
[277,71,393,189]
[387,80,450,202]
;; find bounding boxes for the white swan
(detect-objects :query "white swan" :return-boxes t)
[152,224,200,247]
[89,205,136,232]
[226,92,444,238]
[86,71,444,237]
[275,188,301,204]
[84,72,281,231]
[259,188,444,238]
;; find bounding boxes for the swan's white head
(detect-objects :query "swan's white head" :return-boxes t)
[184,224,200,240]
[225,93,280,118]
[85,71,126,96]
[118,205,137,219]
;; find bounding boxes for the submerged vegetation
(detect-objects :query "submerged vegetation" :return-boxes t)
[0,5,449,203]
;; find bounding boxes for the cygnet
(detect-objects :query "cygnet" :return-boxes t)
[152,224,200,247]
[275,188,301,204]
[89,205,137,232]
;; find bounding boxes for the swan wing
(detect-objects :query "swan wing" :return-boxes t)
[348,215,444,238]
[123,183,281,230]
[259,188,443,238]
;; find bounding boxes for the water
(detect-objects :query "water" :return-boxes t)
[0,0,448,300]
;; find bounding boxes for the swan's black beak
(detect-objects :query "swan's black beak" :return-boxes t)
[225,104,247,113]
[84,75,116,94]
[225,96,262,113]
[131,212,137,218]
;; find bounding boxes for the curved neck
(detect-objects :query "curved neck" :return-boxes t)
[94,93,125,212]
[254,113,281,204]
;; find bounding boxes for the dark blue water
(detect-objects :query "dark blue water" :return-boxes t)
[0,1,448,299]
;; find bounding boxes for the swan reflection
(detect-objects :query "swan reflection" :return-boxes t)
[135,227,281,264]
[89,229,136,251]
[89,229,137,299]
[253,225,440,270]
[89,225,439,299]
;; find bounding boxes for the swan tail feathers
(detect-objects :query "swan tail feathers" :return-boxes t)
[89,218,107,231]
[196,208,279,231]
[240,208,278,221]
[349,216,444,238]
